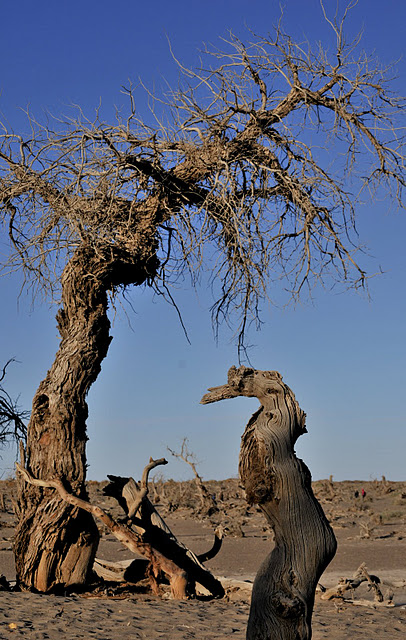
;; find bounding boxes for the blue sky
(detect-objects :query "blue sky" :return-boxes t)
[0,0,405,482]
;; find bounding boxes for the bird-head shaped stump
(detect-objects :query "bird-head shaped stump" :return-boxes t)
[201,366,337,640]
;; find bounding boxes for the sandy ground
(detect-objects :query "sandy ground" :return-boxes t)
[1,478,405,639]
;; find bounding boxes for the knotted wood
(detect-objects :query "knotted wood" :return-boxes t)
[201,366,337,640]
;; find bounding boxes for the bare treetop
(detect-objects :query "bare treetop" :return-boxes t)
[1,9,405,345]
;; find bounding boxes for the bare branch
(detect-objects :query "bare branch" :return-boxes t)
[168,439,217,514]
[127,457,168,518]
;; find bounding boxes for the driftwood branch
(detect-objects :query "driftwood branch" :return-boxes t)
[93,557,149,584]
[196,526,224,563]
[103,473,225,598]
[127,457,167,519]
[320,563,395,607]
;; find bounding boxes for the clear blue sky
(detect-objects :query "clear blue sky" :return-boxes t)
[0,0,405,482]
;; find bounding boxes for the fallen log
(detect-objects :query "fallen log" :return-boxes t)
[94,528,225,583]
[341,598,395,608]
[93,557,152,584]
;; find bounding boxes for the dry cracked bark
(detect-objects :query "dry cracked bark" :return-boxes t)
[201,365,337,640]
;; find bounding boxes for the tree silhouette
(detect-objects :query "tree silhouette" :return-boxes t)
[0,360,28,448]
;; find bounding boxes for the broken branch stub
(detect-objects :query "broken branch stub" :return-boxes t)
[201,366,337,640]
[129,457,168,519]
[104,457,168,523]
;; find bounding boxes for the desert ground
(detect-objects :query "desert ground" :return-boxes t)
[0,476,405,639]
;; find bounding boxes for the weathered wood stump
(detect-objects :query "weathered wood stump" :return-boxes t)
[201,366,337,640]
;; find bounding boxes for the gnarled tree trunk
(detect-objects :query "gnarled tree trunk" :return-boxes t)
[15,243,158,591]
[201,366,337,640]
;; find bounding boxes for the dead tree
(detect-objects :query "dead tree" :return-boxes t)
[320,563,396,608]
[201,366,337,640]
[168,438,218,515]
[0,5,404,590]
